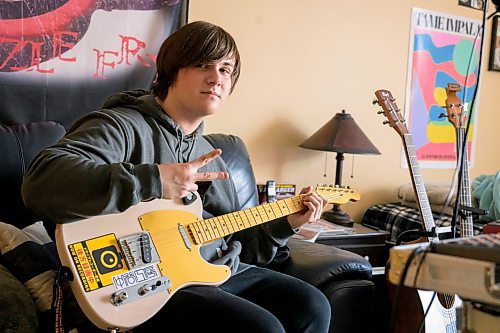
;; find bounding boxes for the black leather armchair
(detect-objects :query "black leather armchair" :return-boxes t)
[0,122,375,332]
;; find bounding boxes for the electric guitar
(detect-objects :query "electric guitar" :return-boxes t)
[444,83,474,238]
[55,185,360,331]
[374,89,458,333]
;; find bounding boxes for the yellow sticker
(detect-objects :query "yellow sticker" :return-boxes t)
[68,234,128,292]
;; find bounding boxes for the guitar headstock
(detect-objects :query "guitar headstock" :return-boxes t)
[444,83,466,129]
[373,89,409,137]
[314,185,361,204]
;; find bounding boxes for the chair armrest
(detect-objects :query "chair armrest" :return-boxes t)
[0,121,65,228]
[268,239,372,287]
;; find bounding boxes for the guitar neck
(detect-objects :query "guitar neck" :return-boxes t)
[402,134,439,241]
[456,128,474,238]
[374,89,439,243]
[187,195,306,245]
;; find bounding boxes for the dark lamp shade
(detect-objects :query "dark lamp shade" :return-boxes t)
[299,111,380,155]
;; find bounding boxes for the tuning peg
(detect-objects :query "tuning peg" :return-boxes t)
[372,99,379,105]
[377,110,384,114]
[438,113,447,118]
[383,120,390,125]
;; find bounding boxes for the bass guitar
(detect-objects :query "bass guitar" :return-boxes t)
[444,83,474,238]
[374,89,458,333]
[56,185,360,331]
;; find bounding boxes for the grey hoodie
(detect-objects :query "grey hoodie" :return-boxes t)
[22,89,294,273]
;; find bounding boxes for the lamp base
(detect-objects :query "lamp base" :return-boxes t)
[321,206,354,228]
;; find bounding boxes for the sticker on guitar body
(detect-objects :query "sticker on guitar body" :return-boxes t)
[112,265,161,291]
[68,234,128,292]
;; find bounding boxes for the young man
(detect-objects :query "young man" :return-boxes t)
[22,21,331,332]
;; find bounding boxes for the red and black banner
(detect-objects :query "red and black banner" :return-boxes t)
[0,0,187,127]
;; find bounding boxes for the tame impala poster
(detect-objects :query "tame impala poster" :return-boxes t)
[0,0,185,128]
[405,8,482,169]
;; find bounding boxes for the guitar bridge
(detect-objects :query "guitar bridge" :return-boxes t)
[118,232,160,269]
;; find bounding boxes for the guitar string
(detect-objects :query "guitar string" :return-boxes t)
[411,248,457,331]
[113,189,344,270]
[118,195,344,260]
[122,192,347,249]
[403,132,458,328]
[422,90,471,327]
[447,0,486,240]
[451,6,486,240]
[457,128,474,237]
[378,92,458,331]
[403,134,438,240]
[135,192,345,246]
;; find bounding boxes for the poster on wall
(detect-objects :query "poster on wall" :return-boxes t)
[0,0,186,128]
[404,7,482,169]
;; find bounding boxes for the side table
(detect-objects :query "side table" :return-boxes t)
[316,223,390,268]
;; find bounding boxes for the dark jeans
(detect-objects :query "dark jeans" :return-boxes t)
[135,266,331,333]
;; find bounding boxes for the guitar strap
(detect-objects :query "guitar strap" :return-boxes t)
[51,266,72,333]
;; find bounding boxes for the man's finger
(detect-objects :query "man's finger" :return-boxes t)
[299,186,313,195]
[189,149,222,169]
[192,171,229,182]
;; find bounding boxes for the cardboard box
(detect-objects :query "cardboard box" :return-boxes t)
[257,183,296,204]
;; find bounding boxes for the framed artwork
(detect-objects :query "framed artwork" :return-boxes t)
[489,16,500,71]
[458,0,485,10]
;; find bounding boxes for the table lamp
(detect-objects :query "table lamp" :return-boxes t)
[299,110,380,227]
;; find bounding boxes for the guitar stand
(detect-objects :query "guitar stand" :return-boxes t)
[395,227,438,246]
[451,205,489,236]
[458,204,489,219]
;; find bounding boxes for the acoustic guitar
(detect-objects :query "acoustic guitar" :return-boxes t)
[374,89,458,333]
[56,185,360,331]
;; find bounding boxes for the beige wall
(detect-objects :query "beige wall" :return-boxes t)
[189,0,500,222]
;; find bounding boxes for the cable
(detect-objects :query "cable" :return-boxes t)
[389,5,493,333]
[450,1,490,236]
[450,26,480,236]
[434,25,482,231]
[419,292,437,333]
[388,245,426,333]
[412,247,435,333]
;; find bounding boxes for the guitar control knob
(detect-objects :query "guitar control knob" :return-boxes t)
[111,291,128,306]
[138,284,151,296]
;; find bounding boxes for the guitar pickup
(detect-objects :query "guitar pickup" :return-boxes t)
[118,232,160,270]
[140,233,152,263]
